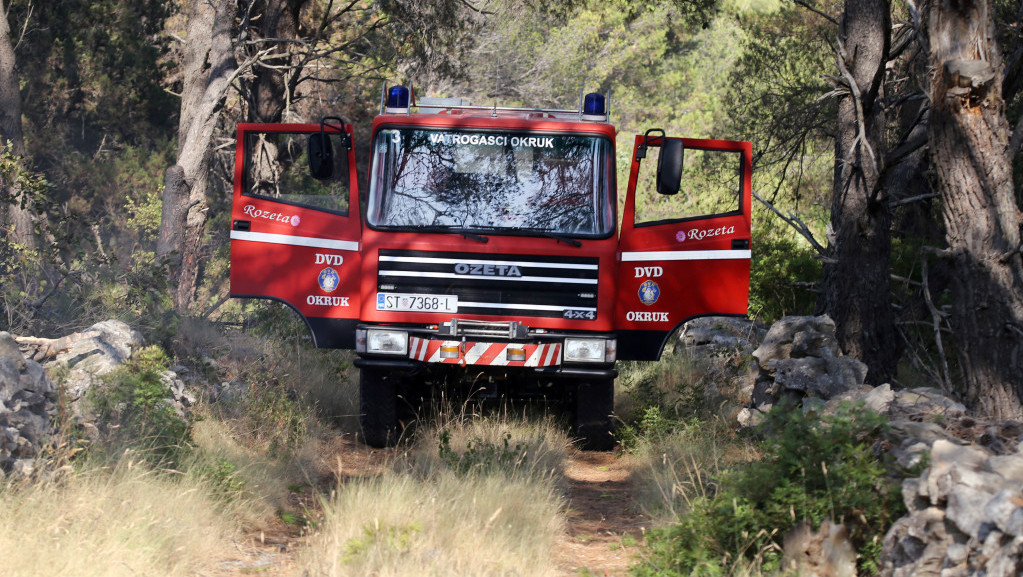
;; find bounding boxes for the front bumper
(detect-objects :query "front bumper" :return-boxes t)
[354,319,617,379]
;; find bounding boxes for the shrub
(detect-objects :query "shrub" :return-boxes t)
[89,345,189,465]
[241,369,309,457]
[302,471,565,577]
[749,233,821,323]
[437,429,527,476]
[633,403,905,576]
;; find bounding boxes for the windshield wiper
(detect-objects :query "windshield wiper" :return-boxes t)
[459,231,489,243]
[544,233,582,247]
[413,226,490,243]
[510,228,582,247]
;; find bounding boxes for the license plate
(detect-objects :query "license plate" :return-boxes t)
[376,293,458,313]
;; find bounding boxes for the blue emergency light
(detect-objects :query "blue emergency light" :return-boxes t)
[582,92,606,121]
[385,85,410,113]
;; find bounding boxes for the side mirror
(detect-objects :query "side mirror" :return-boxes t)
[308,132,334,180]
[656,138,684,195]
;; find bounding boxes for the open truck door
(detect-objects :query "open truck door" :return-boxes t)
[616,132,752,360]
[229,119,362,348]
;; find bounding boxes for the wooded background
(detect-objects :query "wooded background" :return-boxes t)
[1,0,1021,418]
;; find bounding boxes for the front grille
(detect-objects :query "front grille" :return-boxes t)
[377,249,599,320]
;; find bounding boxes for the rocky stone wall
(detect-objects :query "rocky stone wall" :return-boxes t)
[0,331,56,478]
[683,314,1023,576]
[883,439,1023,577]
[0,320,198,478]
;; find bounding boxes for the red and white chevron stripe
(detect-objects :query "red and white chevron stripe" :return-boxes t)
[408,337,561,367]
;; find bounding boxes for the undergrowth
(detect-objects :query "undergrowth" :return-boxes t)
[88,345,189,465]
[437,429,526,476]
[632,403,905,576]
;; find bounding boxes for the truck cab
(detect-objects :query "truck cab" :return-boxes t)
[229,86,752,449]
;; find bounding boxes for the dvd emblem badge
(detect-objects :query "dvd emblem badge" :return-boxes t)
[318,268,339,293]
[638,280,660,305]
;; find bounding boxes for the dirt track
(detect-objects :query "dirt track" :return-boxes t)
[218,434,648,576]
[557,449,648,575]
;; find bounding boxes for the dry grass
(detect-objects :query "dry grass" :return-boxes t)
[186,416,312,517]
[0,456,250,577]
[278,346,360,432]
[625,422,755,525]
[300,413,570,576]
[617,339,759,526]
[301,471,565,576]
[180,316,361,433]
[406,408,572,482]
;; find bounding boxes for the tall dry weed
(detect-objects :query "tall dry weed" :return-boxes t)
[626,421,754,525]
[186,416,311,517]
[407,408,571,482]
[301,412,569,576]
[0,456,249,577]
[302,471,565,576]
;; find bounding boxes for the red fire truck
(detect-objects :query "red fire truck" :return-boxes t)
[229,86,752,449]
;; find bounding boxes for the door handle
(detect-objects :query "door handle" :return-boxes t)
[233,220,251,232]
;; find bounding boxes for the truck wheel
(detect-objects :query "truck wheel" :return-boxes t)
[359,366,399,448]
[575,379,616,451]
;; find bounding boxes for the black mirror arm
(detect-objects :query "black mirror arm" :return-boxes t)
[637,128,665,161]
[321,116,351,150]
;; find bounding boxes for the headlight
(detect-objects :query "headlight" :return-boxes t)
[365,328,408,355]
[564,338,616,363]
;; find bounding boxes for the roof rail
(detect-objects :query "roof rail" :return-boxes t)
[380,82,610,121]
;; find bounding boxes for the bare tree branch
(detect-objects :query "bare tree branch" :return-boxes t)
[889,191,939,207]
[793,0,839,25]
[836,35,881,197]
[921,258,953,394]
[752,190,832,258]
[458,0,494,15]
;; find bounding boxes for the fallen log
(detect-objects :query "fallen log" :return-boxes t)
[14,330,100,361]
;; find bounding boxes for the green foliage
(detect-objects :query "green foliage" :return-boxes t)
[0,145,56,333]
[0,135,176,338]
[125,187,164,238]
[633,404,905,576]
[90,345,189,464]
[86,250,174,324]
[617,405,704,453]
[14,0,176,148]
[436,429,528,477]
[242,368,309,457]
[0,144,51,210]
[341,522,422,562]
[617,339,753,446]
[249,300,315,342]
[193,458,247,497]
[729,4,834,196]
[749,228,821,322]
[619,353,708,418]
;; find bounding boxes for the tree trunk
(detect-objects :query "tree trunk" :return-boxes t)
[820,0,900,385]
[927,0,1023,419]
[243,0,308,123]
[157,0,237,314]
[0,0,33,250]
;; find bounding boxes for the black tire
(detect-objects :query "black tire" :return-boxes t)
[359,366,399,448]
[574,378,616,451]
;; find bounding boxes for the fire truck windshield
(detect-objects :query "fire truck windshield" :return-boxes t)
[367,127,615,237]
